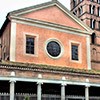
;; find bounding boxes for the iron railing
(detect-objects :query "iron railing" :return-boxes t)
[0,93,100,100]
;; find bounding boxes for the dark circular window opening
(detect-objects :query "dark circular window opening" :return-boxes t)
[46,41,61,57]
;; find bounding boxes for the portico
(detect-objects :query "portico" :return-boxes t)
[0,75,99,100]
[0,62,99,100]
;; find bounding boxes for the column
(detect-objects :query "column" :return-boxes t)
[37,82,42,100]
[85,85,90,100]
[61,84,65,100]
[10,80,15,100]
[61,83,66,100]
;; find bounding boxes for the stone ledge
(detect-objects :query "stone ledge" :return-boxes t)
[0,61,100,78]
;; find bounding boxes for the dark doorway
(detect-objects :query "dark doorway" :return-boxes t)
[15,81,37,93]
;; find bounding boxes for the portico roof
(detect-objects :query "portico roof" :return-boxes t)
[0,61,100,87]
[0,61,100,77]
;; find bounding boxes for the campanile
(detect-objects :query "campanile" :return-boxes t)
[70,0,100,69]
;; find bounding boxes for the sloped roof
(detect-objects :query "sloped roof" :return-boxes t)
[0,0,93,36]
[8,0,93,34]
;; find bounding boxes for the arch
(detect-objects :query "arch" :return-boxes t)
[89,5,95,14]
[78,6,82,15]
[98,7,100,16]
[73,0,77,8]
[91,33,96,44]
[90,19,95,29]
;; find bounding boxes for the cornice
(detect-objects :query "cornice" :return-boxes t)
[9,15,92,36]
[8,0,93,34]
[0,62,100,78]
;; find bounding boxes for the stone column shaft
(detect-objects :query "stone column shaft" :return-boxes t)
[85,86,89,100]
[37,82,42,100]
[10,81,15,100]
[61,84,66,100]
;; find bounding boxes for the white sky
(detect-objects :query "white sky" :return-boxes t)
[0,0,70,28]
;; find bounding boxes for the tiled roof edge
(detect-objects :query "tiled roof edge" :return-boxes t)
[0,61,100,78]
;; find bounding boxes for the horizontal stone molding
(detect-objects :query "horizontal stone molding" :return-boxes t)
[0,62,100,78]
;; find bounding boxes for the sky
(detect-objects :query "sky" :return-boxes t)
[0,0,70,28]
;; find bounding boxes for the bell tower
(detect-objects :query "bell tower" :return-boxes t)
[70,0,100,70]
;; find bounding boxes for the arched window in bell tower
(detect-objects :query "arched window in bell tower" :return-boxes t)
[89,5,95,14]
[79,6,82,15]
[90,19,95,29]
[73,0,77,8]
[73,10,77,15]
[98,7,100,16]
[91,33,96,44]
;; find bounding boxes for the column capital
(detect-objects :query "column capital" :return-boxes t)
[61,76,67,86]
[9,79,16,83]
[85,84,90,88]
[61,82,67,86]
[37,81,43,85]
[85,78,90,88]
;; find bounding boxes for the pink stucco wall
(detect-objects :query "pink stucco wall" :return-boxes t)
[23,6,84,31]
[15,23,87,69]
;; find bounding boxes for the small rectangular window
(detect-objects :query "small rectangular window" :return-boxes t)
[26,37,34,54]
[71,45,78,60]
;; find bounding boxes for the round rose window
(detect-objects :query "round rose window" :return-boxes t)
[46,41,61,57]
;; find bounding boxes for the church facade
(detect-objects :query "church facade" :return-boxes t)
[0,0,100,100]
